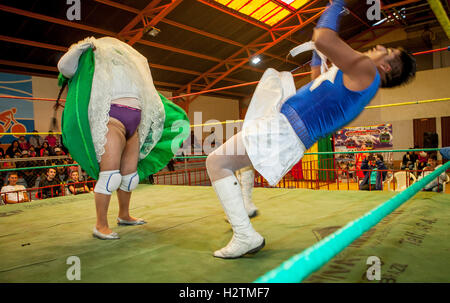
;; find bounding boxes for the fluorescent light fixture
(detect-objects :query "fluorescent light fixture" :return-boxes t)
[251,56,261,64]
[373,17,387,26]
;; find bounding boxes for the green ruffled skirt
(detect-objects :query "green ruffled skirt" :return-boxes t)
[61,48,190,180]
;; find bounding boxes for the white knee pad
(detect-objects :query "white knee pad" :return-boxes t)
[94,170,122,195]
[120,172,139,192]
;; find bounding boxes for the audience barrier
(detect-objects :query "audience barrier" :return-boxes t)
[1,153,448,205]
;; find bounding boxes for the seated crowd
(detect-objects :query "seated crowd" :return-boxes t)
[0,131,96,205]
[1,132,447,203]
[358,150,447,192]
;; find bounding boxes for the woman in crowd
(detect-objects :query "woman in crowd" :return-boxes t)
[6,140,21,158]
[39,142,51,157]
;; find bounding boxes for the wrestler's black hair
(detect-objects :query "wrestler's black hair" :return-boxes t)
[50,79,68,132]
[381,47,416,88]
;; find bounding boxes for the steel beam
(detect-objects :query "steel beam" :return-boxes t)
[0,4,264,74]
[0,35,250,85]
[0,59,58,72]
[382,0,422,10]
[121,0,183,46]
[95,0,299,65]
[0,60,247,99]
[178,0,324,103]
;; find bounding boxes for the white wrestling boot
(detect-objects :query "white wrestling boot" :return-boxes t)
[212,175,265,259]
[236,167,258,218]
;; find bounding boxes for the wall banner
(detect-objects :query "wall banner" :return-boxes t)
[333,124,394,171]
[0,72,34,144]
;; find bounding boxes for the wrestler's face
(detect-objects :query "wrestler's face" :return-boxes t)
[366,45,400,72]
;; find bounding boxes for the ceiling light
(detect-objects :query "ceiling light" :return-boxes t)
[251,56,261,64]
[144,26,160,37]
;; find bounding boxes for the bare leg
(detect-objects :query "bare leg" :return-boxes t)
[117,129,140,221]
[95,118,125,235]
[206,132,253,182]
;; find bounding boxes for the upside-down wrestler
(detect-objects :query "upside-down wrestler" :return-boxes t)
[206,0,417,258]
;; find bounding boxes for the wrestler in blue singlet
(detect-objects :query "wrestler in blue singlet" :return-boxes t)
[281,65,381,149]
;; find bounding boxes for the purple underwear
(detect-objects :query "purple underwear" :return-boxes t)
[109,104,141,139]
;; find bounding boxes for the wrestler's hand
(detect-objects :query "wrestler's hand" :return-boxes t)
[76,42,95,52]
[58,42,94,78]
[316,0,346,32]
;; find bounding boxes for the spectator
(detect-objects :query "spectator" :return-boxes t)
[13,150,22,159]
[354,144,367,180]
[34,156,47,177]
[189,131,202,154]
[66,158,79,174]
[0,151,4,186]
[15,150,30,169]
[18,151,38,189]
[417,151,428,172]
[67,170,90,195]
[59,134,70,155]
[359,154,388,191]
[38,168,61,199]
[166,159,175,172]
[55,165,69,183]
[401,149,417,170]
[44,131,58,147]
[1,172,29,204]
[204,130,217,148]
[54,147,66,157]
[81,170,96,191]
[29,130,44,150]
[18,136,30,151]
[10,151,29,188]
[418,154,447,192]
[6,140,21,158]
[28,146,37,157]
[2,154,16,171]
[39,142,51,157]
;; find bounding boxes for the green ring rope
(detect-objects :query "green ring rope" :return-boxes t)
[0,164,79,173]
[254,161,450,283]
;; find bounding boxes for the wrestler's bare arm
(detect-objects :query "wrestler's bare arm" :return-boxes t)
[312,28,376,89]
[311,65,321,81]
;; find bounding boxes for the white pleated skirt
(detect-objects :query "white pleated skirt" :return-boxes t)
[241,68,307,186]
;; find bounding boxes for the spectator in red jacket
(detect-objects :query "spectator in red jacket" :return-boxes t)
[18,136,30,151]
[45,131,58,147]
